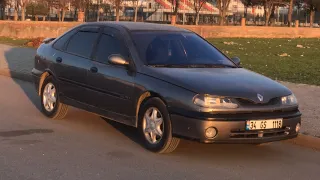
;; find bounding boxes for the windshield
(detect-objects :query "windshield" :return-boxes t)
[131,31,236,67]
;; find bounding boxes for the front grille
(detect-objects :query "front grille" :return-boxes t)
[236,97,281,106]
[205,109,300,120]
[230,127,290,139]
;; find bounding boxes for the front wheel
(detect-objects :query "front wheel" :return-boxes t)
[139,97,180,153]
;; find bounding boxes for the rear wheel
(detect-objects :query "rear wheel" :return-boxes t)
[40,76,68,119]
[139,97,180,153]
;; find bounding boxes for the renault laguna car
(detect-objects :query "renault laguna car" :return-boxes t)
[32,22,301,153]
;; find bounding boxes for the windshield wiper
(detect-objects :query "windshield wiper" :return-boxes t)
[149,64,188,68]
[149,64,237,68]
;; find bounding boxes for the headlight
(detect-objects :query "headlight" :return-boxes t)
[281,94,298,105]
[193,94,238,109]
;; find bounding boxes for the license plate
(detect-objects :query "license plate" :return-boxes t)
[246,119,283,130]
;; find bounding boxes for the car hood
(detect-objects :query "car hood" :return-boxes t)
[143,67,292,103]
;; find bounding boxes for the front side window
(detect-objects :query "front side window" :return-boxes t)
[94,34,129,64]
[131,31,235,67]
[66,31,99,58]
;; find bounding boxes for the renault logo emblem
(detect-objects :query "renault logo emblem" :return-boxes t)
[257,94,263,102]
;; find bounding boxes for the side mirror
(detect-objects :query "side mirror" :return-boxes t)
[231,57,241,66]
[108,55,129,66]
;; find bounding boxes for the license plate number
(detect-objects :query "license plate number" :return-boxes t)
[246,119,283,130]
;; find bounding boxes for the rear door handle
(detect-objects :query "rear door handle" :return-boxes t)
[56,57,62,63]
[90,67,98,73]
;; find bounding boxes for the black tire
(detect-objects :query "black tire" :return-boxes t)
[138,97,180,153]
[40,76,68,119]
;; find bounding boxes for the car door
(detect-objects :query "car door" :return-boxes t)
[86,27,136,125]
[53,26,100,104]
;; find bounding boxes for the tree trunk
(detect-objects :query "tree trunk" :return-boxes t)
[116,0,120,22]
[134,1,138,22]
[244,7,247,18]
[74,8,78,21]
[58,10,61,21]
[310,10,315,28]
[219,10,225,26]
[21,5,26,21]
[269,5,275,26]
[265,16,269,26]
[62,9,66,22]
[14,6,18,21]
[288,0,293,27]
[195,12,200,25]
[0,7,4,20]
[264,3,271,26]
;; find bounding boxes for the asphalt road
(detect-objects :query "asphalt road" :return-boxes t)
[1,75,320,180]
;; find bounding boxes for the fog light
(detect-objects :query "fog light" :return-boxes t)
[205,127,217,139]
[296,123,301,133]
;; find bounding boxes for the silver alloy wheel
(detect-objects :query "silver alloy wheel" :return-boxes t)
[42,83,57,112]
[142,107,164,144]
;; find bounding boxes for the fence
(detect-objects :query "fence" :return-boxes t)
[1,21,320,39]
[0,4,319,27]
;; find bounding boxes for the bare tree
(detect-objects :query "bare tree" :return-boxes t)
[256,0,287,26]
[170,0,179,24]
[132,0,139,22]
[71,0,90,21]
[13,0,19,21]
[113,0,123,21]
[215,0,232,25]
[193,0,207,25]
[47,0,69,22]
[298,0,320,28]
[17,0,31,21]
[241,0,253,18]
[0,0,7,20]
[287,0,294,26]
[6,0,19,20]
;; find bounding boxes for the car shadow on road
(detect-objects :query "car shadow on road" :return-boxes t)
[3,46,40,110]
[103,118,145,146]
[102,117,287,163]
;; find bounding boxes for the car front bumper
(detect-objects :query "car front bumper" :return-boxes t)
[171,113,301,144]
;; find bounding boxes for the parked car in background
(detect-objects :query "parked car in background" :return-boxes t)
[32,22,301,153]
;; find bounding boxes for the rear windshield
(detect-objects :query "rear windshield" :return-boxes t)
[131,31,235,67]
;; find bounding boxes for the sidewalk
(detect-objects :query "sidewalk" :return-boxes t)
[0,44,35,82]
[0,44,319,138]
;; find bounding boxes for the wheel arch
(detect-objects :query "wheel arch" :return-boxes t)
[135,91,168,127]
[38,69,56,96]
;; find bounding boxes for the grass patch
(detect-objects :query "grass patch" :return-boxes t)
[208,38,320,86]
[0,37,30,47]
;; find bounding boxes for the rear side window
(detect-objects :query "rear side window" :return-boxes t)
[66,31,99,58]
[94,34,129,64]
[53,28,78,50]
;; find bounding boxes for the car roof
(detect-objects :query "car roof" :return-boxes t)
[82,21,191,32]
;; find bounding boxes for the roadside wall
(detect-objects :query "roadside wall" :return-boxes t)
[1,21,320,39]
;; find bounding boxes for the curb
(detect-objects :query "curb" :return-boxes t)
[283,134,320,151]
[0,69,33,82]
[1,70,320,151]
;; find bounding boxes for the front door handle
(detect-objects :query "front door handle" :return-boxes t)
[56,57,62,63]
[90,67,98,73]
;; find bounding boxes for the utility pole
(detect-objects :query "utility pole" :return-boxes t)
[183,0,185,25]
[97,0,100,22]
